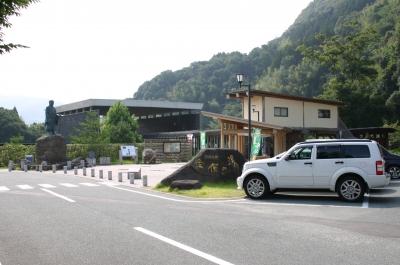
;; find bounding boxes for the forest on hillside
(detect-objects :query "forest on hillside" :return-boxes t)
[132,0,400,130]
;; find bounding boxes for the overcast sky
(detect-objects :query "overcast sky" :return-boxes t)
[0,0,313,106]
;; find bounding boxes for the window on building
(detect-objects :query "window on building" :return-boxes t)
[274,107,288,117]
[318,109,330,118]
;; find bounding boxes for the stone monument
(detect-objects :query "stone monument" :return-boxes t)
[35,100,67,164]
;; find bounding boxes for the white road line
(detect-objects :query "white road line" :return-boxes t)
[112,186,245,203]
[0,186,10,191]
[99,182,120,186]
[236,201,360,208]
[80,183,100,187]
[362,193,369,208]
[38,184,56,188]
[41,189,75,202]
[134,227,234,265]
[59,183,79,187]
[16,185,34,190]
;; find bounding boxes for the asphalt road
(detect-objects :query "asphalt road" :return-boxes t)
[1,170,400,265]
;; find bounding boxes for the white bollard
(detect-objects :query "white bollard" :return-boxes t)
[20,160,25,171]
[52,164,56,173]
[99,170,103,179]
[143,175,148,186]
[9,160,14,171]
[93,158,96,167]
[91,168,95,177]
[80,160,85,169]
[129,173,134,184]
[74,166,78,175]
[118,172,122,182]
[39,165,43,172]
[43,161,47,171]
[67,161,72,170]
[64,166,67,174]
[108,171,112,180]
[83,167,86,176]
[24,165,28,172]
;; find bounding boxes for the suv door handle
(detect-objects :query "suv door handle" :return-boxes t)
[304,162,312,165]
[335,161,344,164]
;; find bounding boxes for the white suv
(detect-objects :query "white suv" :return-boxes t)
[237,139,391,202]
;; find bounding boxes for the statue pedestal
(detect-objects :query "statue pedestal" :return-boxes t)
[35,135,67,164]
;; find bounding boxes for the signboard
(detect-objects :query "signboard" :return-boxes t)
[200,132,206,149]
[120,146,137,157]
[251,128,262,158]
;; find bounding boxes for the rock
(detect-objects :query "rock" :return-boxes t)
[161,149,246,186]
[170,180,203,190]
[35,135,68,164]
[143,149,156,164]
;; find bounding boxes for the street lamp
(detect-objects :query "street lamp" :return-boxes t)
[252,105,259,121]
[236,73,251,160]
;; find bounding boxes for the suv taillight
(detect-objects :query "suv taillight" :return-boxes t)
[376,161,384,175]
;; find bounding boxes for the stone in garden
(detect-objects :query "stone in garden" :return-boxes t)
[170,180,203,190]
[161,148,246,186]
[142,149,157,164]
[35,135,67,164]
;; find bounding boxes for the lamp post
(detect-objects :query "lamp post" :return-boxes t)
[236,73,251,160]
[252,105,259,121]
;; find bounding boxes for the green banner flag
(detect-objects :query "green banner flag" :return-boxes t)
[200,132,206,149]
[251,128,262,158]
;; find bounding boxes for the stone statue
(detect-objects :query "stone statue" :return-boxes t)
[45,100,59,135]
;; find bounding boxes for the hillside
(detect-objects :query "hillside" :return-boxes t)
[132,0,400,129]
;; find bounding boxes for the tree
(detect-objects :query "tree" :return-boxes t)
[0,0,40,55]
[69,111,109,144]
[25,122,46,142]
[297,20,393,128]
[102,101,142,144]
[0,107,28,143]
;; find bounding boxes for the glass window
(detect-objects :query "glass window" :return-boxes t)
[318,109,331,118]
[344,145,370,158]
[317,146,341,159]
[274,107,288,117]
[289,146,312,160]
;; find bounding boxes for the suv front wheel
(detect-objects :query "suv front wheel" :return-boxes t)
[338,176,365,202]
[244,175,270,199]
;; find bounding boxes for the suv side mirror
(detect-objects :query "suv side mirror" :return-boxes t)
[284,155,290,161]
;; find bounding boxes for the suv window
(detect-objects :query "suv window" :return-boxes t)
[344,145,370,158]
[289,146,312,160]
[317,145,341,159]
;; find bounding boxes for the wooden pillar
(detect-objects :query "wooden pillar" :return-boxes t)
[220,121,225,148]
[273,130,287,156]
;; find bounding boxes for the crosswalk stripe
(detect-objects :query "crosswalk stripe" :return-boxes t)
[38,184,57,188]
[0,186,10,191]
[80,183,100,187]
[16,185,34,190]
[59,183,79,187]
[99,182,120,186]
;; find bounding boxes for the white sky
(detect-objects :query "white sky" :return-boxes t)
[0,0,313,106]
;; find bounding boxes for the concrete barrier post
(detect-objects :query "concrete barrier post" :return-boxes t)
[64,166,67,174]
[9,160,13,171]
[24,165,28,172]
[142,175,148,186]
[83,167,86,176]
[67,161,72,170]
[39,165,43,172]
[43,161,47,171]
[52,164,56,173]
[118,172,122,182]
[20,160,25,171]
[129,173,134,184]
[99,170,103,179]
[80,160,85,169]
[74,166,78,175]
[91,168,95,177]
[108,171,112,180]
[93,158,96,167]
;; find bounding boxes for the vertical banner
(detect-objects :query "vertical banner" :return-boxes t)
[251,128,262,159]
[200,132,206,149]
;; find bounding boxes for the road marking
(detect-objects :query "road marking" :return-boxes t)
[0,186,10,191]
[236,201,361,208]
[38,184,56,188]
[59,183,79,187]
[16,185,34,190]
[41,189,76,202]
[362,193,369,208]
[134,227,233,265]
[99,182,120,186]
[80,183,100,187]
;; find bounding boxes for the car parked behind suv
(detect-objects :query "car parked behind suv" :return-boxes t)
[379,145,400,179]
[237,139,391,202]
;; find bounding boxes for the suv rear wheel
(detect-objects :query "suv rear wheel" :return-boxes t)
[244,175,269,199]
[338,176,365,202]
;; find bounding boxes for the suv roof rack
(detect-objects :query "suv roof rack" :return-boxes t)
[303,139,372,144]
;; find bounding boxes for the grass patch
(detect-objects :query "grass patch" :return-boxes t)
[154,180,245,198]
